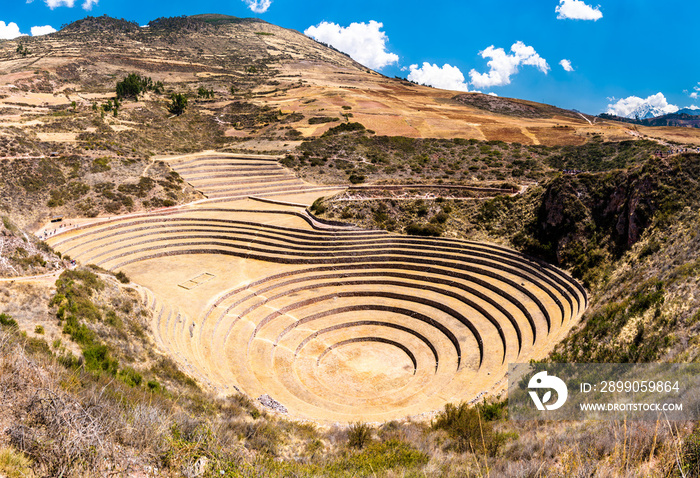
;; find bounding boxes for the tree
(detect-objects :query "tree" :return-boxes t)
[16,43,29,57]
[116,73,145,99]
[197,86,214,99]
[116,73,157,100]
[168,93,187,116]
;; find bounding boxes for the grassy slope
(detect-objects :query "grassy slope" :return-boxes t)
[0,309,696,476]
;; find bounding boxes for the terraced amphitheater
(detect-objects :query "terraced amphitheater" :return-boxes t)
[46,152,587,422]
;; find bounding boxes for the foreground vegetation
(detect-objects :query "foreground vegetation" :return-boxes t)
[0,317,696,476]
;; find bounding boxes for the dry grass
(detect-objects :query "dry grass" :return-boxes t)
[0,321,693,477]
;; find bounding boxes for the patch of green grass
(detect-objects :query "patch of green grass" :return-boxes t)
[82,344,118,375]
[0,447,33,478]
[432,402,505,455]
[91,157,111,173]
[0,314,18,329]
[326,440,429,476]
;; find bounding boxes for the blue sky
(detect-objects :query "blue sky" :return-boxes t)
[2,0,699,117]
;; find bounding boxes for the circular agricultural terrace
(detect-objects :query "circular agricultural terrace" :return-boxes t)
[47,153,586,422]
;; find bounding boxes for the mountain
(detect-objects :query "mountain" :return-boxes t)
[599,112,700,129]
[626,103,675,120]
[4,13,691,156]
[616,106,699,121]
[677,107,700,116]
[642,112,700,128]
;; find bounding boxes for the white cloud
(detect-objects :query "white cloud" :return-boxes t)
[45,0,76,8]
[559,59,574,72]
[34,0,96,9]
[690,83,700,100]
[407,63,470,92]
[31,25,56,36]
[686,105,699,110]
[469,41,549,89]
[606,93,678,118]
[304,20,399,70]
[0,21,24,39]
[555,0,603,21]
[243,0,271,13]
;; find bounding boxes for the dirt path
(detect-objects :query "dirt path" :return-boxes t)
[0,271,62,283]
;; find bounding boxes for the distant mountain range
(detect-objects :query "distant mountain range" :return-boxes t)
[677,108,700,116]
[599,109,700,128]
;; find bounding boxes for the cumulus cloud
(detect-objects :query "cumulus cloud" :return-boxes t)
[45,0,76,8]
[82,0,97,10]
[556,0,603,20]
[468,41,549,89]
[0,21,24,39]
[31,25,57,36]
[407,63,470,92]
[690,83,700,100]
[304,20,399,70]
[559,59,574,72]
[606,93,678,118]
[243,0,271,13]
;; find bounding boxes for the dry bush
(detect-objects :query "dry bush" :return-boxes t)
[347,422,373,450]
[0,333,122,476]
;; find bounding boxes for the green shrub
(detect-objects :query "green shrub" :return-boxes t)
[105,310,123,329]
[82,344,118,375]
[34,325,45,335]
[348,173,365,184]
[116,73,154,99]
[115,271,129,284]
[405,222,442,237]
[147,380,162,392]
[197,86,214,99]
[118,367,143,387]
[310,197,327,215]
[347,422,373,449]
[322,122,365,137]
[168,93,188,116]
[430,211,449,224]
[0,314,18,329]
[432,402,504,455]
[243,421,280,455]
[63,315,95,346]
[92,157,111,173]
[308,116,339,125]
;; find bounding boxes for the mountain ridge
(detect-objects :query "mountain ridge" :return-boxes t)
[6,14,697,150]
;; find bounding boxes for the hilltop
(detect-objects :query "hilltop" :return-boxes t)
[3,13,699,162]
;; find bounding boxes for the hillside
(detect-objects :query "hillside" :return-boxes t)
[2,14,700,477]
